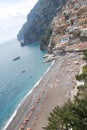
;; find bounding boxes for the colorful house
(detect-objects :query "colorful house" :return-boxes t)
[58,34,70,44]
[54,23,70,34]
[74,0,87,9]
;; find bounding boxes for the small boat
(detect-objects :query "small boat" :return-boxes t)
[22,70,26,73]
[13,56,20,61]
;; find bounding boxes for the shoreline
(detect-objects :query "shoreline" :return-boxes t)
[2,89,33,130]
[4,53,84,130]
[2,61,54,130]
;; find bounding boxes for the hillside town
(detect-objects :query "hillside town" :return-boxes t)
[44,0,87,62]
[5,1,87,130]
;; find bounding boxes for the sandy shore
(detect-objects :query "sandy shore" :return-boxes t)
[5,52,84,130]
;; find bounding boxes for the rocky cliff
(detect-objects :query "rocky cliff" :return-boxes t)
[17,0,66,48]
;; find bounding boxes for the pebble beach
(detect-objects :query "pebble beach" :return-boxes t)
[5,52,84,130]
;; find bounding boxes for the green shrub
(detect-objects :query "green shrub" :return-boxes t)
[43,97,87,130]
[40,25,53,50]
[83,65,87,74]
[75,74,86,81]
[83,50,87,57]
[77,85,87,90]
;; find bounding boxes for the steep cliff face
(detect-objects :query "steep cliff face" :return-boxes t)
[17,0,66,47]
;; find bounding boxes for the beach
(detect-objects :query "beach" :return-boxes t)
[5,52,84,130]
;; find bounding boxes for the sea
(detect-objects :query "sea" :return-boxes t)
[0,39,50,129]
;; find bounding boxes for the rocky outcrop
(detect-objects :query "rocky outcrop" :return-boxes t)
[17,0,66,47]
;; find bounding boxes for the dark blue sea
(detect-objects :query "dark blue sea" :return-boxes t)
[0,39,50,129]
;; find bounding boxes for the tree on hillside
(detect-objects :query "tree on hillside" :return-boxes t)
[43,97,87,130]
[83,50,87,63]
[40,25,53,50]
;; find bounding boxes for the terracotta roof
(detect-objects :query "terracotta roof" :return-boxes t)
[77,42,87,50]
[75,0,87,4]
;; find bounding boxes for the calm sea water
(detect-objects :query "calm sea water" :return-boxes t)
[0,40,50,129]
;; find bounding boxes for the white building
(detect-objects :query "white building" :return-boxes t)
[67,26,82,33]
[74,0,87,9]
[80,28,87,36]
[58,35,70,44]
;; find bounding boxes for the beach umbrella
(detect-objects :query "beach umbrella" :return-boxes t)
[19,125,24,130]
[32,120,36,125]
[24,117,29,121]
[18,128,21,130]
[23,120,27,124]
[26,116,30,121]
[31,105,35,110]
[26,127,32,130]
[28,111,33,117]
[37,97,40,100]
[34,116,38,120]
[35,99,40,103]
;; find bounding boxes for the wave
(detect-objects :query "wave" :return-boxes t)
[2,60,54,130]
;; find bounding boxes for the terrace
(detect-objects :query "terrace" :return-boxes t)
[54,23,70,34]
[65,42,87,52]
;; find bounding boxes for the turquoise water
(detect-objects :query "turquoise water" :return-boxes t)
[0,40,50,129]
